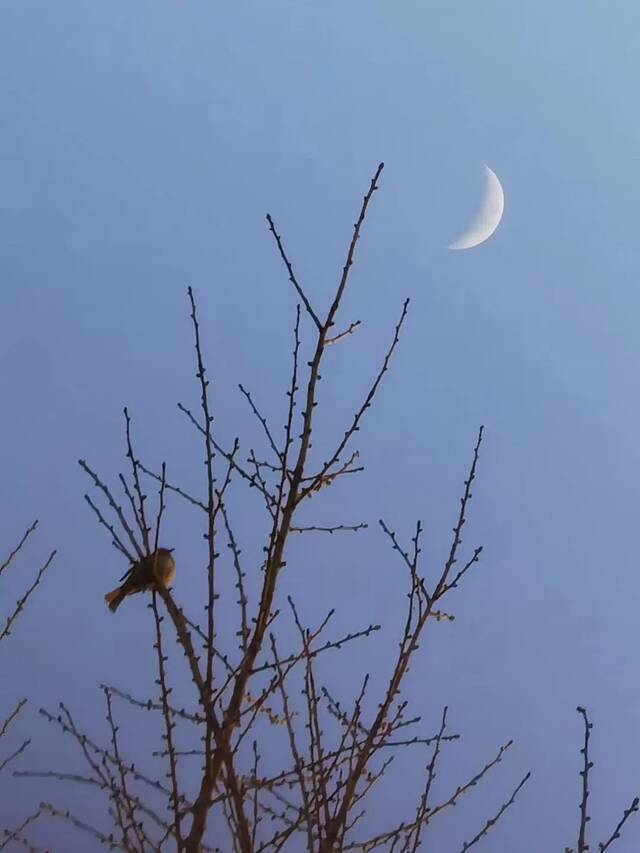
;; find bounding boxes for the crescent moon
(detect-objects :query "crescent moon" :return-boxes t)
[448,165,504,250]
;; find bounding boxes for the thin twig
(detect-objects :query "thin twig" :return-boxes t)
[576,706,592,853]
[459,772,531,851]
[0,551,55,643]
[599,797,640,851]
[266,215,322,329]
[0,521,38,578]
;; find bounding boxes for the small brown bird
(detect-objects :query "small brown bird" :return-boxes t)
[104,548,176,613]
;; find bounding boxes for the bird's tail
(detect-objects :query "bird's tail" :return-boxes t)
[105,586,126,613]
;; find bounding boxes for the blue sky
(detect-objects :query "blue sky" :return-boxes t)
[2,0,640,849]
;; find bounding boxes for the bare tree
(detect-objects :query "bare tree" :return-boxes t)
[20,165,639,852]
[0,520,55,850]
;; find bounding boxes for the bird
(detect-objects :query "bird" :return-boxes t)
[104,548,176,613]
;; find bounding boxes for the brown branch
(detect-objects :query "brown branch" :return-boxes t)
[183,165,399,852]
[177,411,274,511]
[54,704,131,845]
[270,636,314,851]
[300,297,409,503]
[252,607,380,677]
[239,384,282,463]
[459,772,530,851]
[599,797,640,851]
[346,740,515,851]
[39,803,120,849]
[247,449,278,519]
[102,687,147,851]
[0,739,30,774]
[301,450,362,490]
[0,521,38,578]
[290,523,368,534]
[325,320,361,347]
[442,546,483,595]
[0,551,55,643]
[406,706,449,852]
[219,500,249,653]
[37,704,180,802]
[123,407,151,554]
[102,684,202,724]
[79,459,143,560]
[83,494,134,561]
[319,430,484,851]
[0,698,27,740]
[150,594,183,847]
[14,769,106,790]
[0,810,44,852]
[297,618,330,844]
[576,706,592,853]
[118,473,145,547]
[274,304,301,525]
[432,426,484,599]
[266,214,322,330]
[138,462,207,512]
[427,740,515,822]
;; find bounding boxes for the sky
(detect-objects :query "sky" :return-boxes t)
[2,0,640,849]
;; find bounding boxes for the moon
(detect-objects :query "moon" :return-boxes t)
[447,165,504,250]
